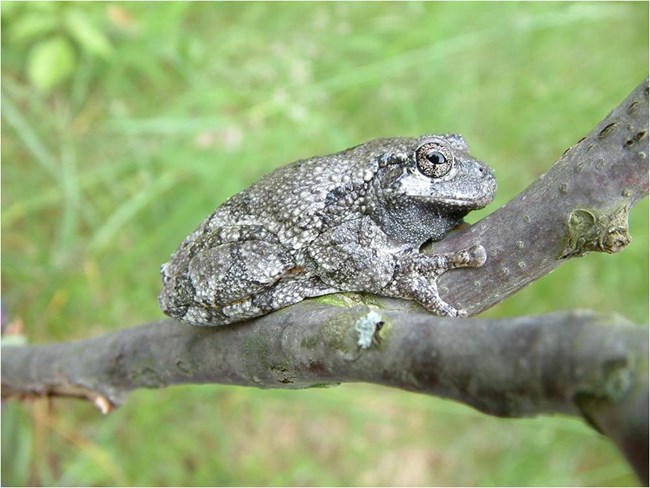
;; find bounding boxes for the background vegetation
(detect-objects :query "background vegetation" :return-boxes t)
[2,2,648,486]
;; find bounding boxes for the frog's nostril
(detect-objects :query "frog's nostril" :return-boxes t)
[471,162,487,178]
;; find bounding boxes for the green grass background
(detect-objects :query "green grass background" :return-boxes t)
[2,2,648,486]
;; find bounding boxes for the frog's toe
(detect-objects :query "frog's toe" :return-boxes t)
[467,244,487,267]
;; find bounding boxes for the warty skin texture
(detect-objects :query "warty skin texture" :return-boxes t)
[159,134,497,326]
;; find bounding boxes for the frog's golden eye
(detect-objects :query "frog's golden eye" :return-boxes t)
[415,142,454,178]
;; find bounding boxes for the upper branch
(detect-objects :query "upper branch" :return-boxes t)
[432,78,649,315]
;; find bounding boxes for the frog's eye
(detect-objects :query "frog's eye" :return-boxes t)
[415,142,454,178]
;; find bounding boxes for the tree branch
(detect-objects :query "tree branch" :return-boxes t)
[2,79,648,482]
[2,307,648,481]
[433,78,648,314]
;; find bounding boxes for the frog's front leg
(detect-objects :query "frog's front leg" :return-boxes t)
[385,245,487,317]
[307,216,400,293]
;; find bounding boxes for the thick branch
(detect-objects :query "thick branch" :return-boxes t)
[432,79,649,315]
[2,307,647,480]
[0,307,644,414]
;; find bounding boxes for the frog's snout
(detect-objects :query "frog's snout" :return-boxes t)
[469,160,497,207]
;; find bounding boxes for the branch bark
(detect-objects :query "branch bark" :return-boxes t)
[2,308,648,482]
[2,79,648,483]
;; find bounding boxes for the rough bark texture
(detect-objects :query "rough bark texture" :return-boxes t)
[2,79,649,483]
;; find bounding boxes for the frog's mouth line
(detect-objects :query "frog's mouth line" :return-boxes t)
[438,198,477,205]
[426,196,493,208]
[439,198,490,207]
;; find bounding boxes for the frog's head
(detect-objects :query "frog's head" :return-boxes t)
[397,134,496,210]
[369,134,497,244]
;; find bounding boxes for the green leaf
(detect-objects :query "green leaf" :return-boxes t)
[26,36,77,92]
[9,13,59,45]
[64,9,113,59]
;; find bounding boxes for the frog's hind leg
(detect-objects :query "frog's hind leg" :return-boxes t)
[193,239,291,298]
[220,276,338,323]
[404,274,461,316]
[162,238,300,326]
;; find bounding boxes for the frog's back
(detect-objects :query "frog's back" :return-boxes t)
[203,137,409,249]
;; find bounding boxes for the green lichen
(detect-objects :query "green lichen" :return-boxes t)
[559,205,632,259]
[243,332,272,371]
[601,359,634,400]
[574,355,635,403]
[355,311,384,349]
[321,316,354,353]
[319,308,395,354]
[570,318,640,404]
[313,292,369,308]
[300,334,320,349]
[320,308,367,354]
[355,293,386,308]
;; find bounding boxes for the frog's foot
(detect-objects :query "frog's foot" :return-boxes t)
[418,276,466,316]
[388,244,487,317]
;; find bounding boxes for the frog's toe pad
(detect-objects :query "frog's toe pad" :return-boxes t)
[467,244,487,267]
[451,244,487,268]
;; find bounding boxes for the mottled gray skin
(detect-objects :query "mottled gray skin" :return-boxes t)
[160,134,497,326]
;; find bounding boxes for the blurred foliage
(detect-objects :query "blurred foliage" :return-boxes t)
[1,2,648,486]
[3,2,113,92]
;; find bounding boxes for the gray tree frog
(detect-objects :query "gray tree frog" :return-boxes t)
[159,134,497,326]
